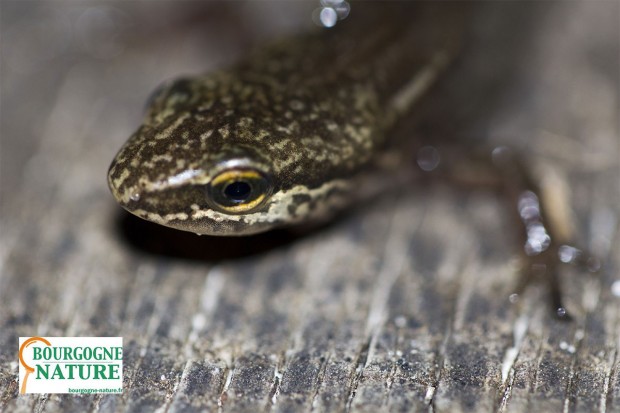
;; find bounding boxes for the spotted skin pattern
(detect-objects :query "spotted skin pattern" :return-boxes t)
[108,4,469,235]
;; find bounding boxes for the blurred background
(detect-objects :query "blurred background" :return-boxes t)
[2,1,617,221]
[1,1,618,411]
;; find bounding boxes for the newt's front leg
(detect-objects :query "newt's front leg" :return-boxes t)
[417,144,600,319]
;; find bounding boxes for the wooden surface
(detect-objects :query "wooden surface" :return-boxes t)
[1,2,619,412]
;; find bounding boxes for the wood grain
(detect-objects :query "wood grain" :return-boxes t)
[1,2,618,412]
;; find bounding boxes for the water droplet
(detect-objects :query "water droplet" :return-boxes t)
[130,192,140,202]
[416,146,440,171]
[575,329,585,340]
[319,7,338,28]
[559,341,575,353]
[518,191,540,221]
[326,0,350,20]
[611,280,620,297]
[556,307,567,318]
[394,316,407,328]
[558,245,580,263]
[524,223,551,255]
[491,146,512,166]
[509,293,519,304]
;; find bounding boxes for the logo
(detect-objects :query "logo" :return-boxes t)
[19,337,123,394]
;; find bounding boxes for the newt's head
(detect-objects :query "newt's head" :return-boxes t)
[107,74,371,236]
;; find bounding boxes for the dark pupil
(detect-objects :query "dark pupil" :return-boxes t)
[223,181,252,202]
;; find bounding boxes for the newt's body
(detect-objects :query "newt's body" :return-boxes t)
[107,3,468,235]
[108,3,597,317]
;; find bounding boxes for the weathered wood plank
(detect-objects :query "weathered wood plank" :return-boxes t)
[1,2,618,413]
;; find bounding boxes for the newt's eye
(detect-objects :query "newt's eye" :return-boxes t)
[207,168,272,214]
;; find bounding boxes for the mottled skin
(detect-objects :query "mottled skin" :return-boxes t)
[108,3,601,319]
[108,4,467,235]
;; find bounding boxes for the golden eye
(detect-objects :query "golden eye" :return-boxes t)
[207,168,272,214]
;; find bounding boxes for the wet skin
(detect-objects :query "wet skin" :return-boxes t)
[107,3,467,236]
[108,3,598,318]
